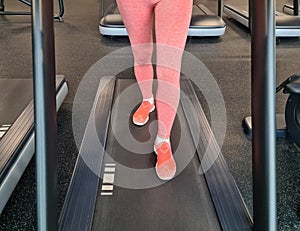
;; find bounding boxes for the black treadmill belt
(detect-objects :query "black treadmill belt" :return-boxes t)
[91,79,221,231]
[0,79,33,180]
[0,79,32,126]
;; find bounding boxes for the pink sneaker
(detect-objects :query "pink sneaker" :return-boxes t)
[154,142,176,180]
[132,101,155,126]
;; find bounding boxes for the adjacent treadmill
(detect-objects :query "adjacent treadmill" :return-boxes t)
[0,0,65,21]
[59,76,252,231]
[0,75,68,214]
[224,2,300,37]
[99,2,226,37]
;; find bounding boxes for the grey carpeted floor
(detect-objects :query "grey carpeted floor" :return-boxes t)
[0,0,299,230]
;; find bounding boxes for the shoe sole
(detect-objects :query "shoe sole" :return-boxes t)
[155,163,176,181]
[154,145,176,181]
[132,104,155,126]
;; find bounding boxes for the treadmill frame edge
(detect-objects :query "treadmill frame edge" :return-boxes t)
[99,25,227,37]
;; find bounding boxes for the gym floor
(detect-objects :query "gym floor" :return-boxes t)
[0,0,299,230]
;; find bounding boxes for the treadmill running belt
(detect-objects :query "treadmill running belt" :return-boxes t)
[59,77,252,231]
[0,79,32,127]
[91,79,221,231]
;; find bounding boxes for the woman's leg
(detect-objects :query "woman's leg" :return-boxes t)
[116,0,154,99]
[155,0,193,138]
[153,0,192,180]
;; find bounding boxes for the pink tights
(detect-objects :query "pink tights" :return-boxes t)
[116,0,193,138]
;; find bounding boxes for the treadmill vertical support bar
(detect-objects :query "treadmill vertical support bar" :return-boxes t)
[248,0,252,32]
[101,0,104,19]
[294,0,299,16]
[251,0,277,231]
[218,0,223,17]
[32,0,58,230]
[0,0,4,11]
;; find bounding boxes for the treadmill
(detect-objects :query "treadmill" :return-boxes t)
[224,2,300,37]
[0,75,68,214]
[59,76,252,231]
[0,0,65,21]
[282,0,299,15]
[99,2,226,37]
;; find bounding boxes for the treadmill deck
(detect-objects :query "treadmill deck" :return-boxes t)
[59,77,252,231]
[91,79,221,231]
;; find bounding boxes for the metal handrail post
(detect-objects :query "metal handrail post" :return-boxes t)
[251,0,277,230]
[31,0,58,230]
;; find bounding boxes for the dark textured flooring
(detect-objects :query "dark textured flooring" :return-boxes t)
[0,0,299,230]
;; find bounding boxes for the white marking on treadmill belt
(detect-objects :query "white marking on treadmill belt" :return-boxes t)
[101,192,113,196]
[103,173,114,184]
[0,124,11,131]
[101,185,114,191]
[0,131,5,138]
[0,124,11,138]
[105,163,116,167]
[104,167,115,172]
[101,163,116,196]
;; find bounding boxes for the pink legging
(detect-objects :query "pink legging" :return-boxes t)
[116,0,193,138]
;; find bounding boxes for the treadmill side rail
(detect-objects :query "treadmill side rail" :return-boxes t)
[180,77,253,231]
[59,77,115,231]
